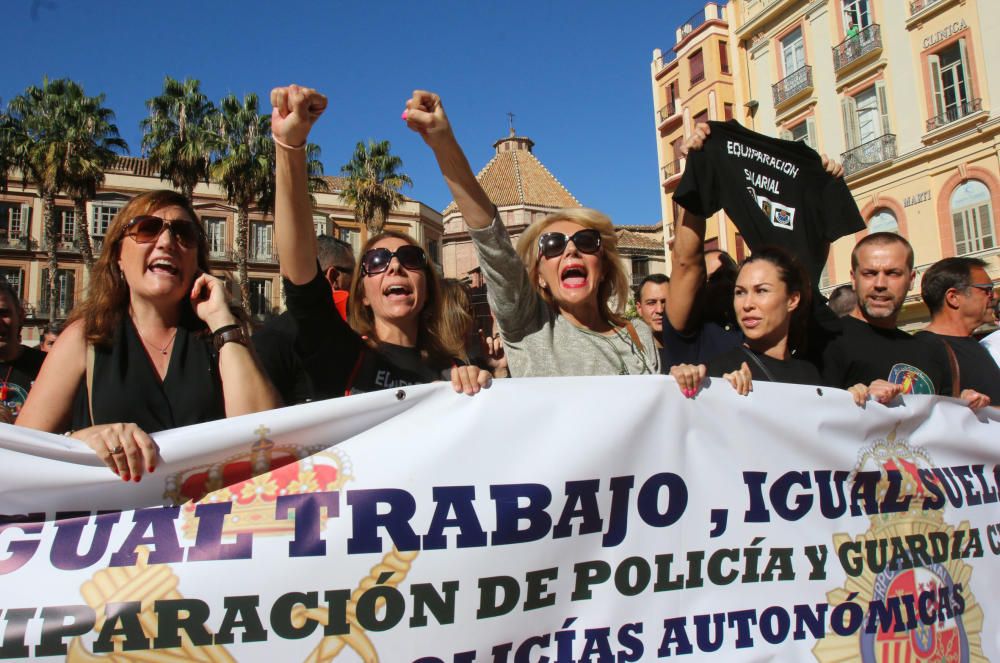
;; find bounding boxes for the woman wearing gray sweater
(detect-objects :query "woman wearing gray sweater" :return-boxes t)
[404,91,659,378]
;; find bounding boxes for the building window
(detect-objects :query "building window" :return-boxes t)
[868,209,899,234]
[781,28,806,76]
[427,239,440,264]
[928,40,975,128]
[693,109,709,127]
[248,278,273,319]
[0,268,23,300]
[204,217,226,257]
[340,228,357,252]
[250,222,273,261]
[5,203,29,243]
[631,257,649,287]
[719,41,730,74]
[842,82,890,148]
[689,49,705,85]
[40,268,75,319]
[59,209,76,244]
[666,80,680,116]
[951,180,994,255]
[785,119,815,147]
[724,103,734,121]
[91,204,121,239]
[843,0,872,29]
[313,215,328,236]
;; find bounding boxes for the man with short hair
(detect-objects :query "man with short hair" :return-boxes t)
[0,281,45,423]
[39,322,63,352]
[916,257,997,405]
[635,274,669,347]
[254,235,357,404]
[814,233,960,404]
[826,284,857,318]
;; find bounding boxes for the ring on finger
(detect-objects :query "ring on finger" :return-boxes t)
[109,444,125,456]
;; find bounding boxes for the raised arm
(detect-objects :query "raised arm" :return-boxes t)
[271,85,328,285]
[666,123,710,334]
[404,91,494,229]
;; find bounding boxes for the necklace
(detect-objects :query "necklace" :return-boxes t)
[135,325,178,355]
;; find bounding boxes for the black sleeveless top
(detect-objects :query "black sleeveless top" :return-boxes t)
[71,314,225,433]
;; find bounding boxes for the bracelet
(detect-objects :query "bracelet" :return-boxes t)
[212,324,248,353]
[273,136,306,151]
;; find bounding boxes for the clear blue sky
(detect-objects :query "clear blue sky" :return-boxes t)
[5,0,711,225]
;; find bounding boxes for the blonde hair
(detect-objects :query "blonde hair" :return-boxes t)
[515,208,629,327]
[347,231,463,363]
[439,279,473,363]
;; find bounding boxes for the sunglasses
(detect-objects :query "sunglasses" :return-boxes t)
[968,282,995,297]
[361,245,428,276]
[537,229,602,260]
[123,215,202,249]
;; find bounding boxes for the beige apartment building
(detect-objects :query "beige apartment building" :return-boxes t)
[0,158,443,342]
[653,0,999,326]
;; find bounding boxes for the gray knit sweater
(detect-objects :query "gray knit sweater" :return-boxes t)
[469,217,659,378]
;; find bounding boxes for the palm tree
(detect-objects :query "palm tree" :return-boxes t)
[212,92,274,315]
[212,93,329,316]
[340,139,412,238]
[9,78,79,321]
[62,87,128,273]
[141,77,218,199]
[0,100,20,193]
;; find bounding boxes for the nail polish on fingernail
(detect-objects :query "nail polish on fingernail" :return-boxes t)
[121,474,130,482]
[401,111,408,120]
[148,467,155,473]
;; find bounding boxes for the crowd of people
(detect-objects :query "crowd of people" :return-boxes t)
[0,83,995,483]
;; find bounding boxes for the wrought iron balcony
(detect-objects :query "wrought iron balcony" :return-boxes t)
[658,102,679,123]
[841,134,897,177]
[0,236,32,250]
[910,0,943,16]
[832,24,881,72]
[926,98,983,132]
[249,249,277,264]
[661,159,682,181]
[772,65,812,107]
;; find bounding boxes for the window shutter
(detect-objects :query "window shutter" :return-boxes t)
[952,212,967,255]
[805,117,817,148]
[957,38,972,103]
[20,204,31,227]
[928,54,946,118]
[841,96,860,148]
[874,81,891,136]
[66,271,76,312]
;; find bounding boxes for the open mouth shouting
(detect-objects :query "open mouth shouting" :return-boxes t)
[383,282,414,300]
[560,263,589,290]
[147,257,181,277]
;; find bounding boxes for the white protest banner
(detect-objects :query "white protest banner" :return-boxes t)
[0,376,997,662]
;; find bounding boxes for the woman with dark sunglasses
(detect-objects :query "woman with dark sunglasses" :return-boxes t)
[270,85,490,397]
[403,91,658,377]
[17,189,279,481]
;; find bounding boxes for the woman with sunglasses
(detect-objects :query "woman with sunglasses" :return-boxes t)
[17,190,278,481]
[670,246,822,397]
[403,91,658,377]
[270,85,490,396]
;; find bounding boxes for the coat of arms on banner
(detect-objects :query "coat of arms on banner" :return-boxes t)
[813,428,987,663]
[62,425,419,662]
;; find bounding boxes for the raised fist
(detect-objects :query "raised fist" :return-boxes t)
[270,84,327,148]
[403,90,453,147]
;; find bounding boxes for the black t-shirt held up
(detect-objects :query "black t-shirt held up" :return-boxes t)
[673,120,866,285]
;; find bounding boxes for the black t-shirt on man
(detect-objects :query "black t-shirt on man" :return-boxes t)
[814,316,952,395]
[707,345,822,386]
[282,269,454,398]
[673,120,865,285]
[916,331,1000,402]
[0,345,44,422]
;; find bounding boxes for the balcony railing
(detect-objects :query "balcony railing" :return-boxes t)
[661,159,682,181]
[832,24,881,72]
[0,235,32,250]
[658,102,679,123]
[772,65,812,107]
[926,98,983,132]
[841,134,897,177]
[910,0,943,16]
[249,249,277,264]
